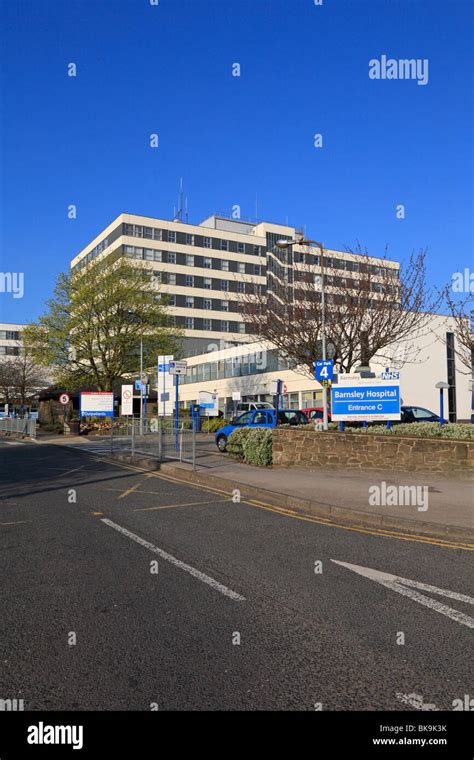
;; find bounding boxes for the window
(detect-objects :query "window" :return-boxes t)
[254,245,260,255]
[253,412,267,425]
[204,237,212,249]
[204,299,212,310]
[124,224,134,236]
[220,239,229,251]
[234,411,253,425]
[168,273,176,285]
[134,225,143,238]
[144,227,153,239]
[221,280,229,291]
[237,263,245,274]
[237,242,244,253]
[221,300,229,312]
[221,260,229,272]
[203,319,212,331]
[238,282,245,293]
[167,230,176,243]
[134,247,143,259]
[238,323,246,334]
[185,296,194,308]
[254,265,261,276]
[144,249,162,262]
[167,251,176,264]
[186,233,195,246]
[221,320,229,332]
[185,317,194,329]
[204,278,212,289]
[124,245,134,254]
[185,275,194,287]
[167,295,176,306]
[203,257,212,269]
[186,254,195,267]
[153,228,162,241]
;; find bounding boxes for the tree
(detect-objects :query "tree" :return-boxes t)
[0,351,49,409]
[240,244,439,376]
[23,254,182,391]
[442,289,473,373]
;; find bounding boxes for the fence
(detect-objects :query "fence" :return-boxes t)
[0,417,37,438]
[108,416,196,469]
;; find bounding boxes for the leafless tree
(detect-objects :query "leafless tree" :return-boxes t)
[0,353,50,409]
[442,288,473,373]
[240,244,439,376]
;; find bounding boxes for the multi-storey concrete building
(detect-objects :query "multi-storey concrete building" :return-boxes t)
[71,212,399,357]
[0,323,24,358]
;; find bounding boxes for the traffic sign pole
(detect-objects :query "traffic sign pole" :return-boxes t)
[175,375,179,452]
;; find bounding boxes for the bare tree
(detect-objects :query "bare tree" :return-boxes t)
[240,244,439,376]
[0,352,49,410]
[443,289,473,373]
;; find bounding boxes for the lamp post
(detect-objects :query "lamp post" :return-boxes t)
[276,236,329,431]
[435,381,449,427]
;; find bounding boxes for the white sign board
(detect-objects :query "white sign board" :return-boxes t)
[121,384,133,416]
[232,391,241,401]
[169,360,187,376]
[80,392,114,418]
[198,391,219,417]
[59,393,69,405]
[158,354,173,416]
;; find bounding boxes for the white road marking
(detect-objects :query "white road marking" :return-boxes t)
[101,518,245,602]
[396,693,440,711]
[331,560,474,629]
[1,440,23,446]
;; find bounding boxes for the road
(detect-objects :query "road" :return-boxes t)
[0,438,472,711]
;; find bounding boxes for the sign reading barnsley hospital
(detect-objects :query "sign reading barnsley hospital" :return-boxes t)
[331,377,401,422]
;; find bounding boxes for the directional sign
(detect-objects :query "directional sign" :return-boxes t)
[169,360,187,376]
[80,392,114,418]
[59,393,70,405]
[315,360,334,382]
[331,377,400,421]
[331,560,474,629]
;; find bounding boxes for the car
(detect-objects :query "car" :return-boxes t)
[400,405,441,423]
[235,401,275,413]
[302,407,332,422]
[215,408,308,452]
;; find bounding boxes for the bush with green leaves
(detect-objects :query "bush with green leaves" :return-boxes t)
[227,427,273,466]
[345,422,473,440]
[200,417,228,433]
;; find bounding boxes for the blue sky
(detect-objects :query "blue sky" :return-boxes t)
[0,0,472,324]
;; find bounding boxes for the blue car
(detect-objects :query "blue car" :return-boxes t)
[215,408,308,452]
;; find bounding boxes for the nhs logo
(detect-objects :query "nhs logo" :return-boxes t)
[381,371,400,380]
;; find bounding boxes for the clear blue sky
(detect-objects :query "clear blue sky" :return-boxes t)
[0,0,472,324]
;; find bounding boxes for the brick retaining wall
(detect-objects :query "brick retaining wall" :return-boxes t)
[272,429,474,477]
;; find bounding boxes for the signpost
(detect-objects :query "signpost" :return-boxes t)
[331,377,401,422]
[169,361,187,451]
[158,354,173,416]
[121,385,133,416]
[59,393,70,430]
[79,392,114,418]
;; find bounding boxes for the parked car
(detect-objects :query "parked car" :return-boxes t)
[302,407,332,422]
[400,405,441,423]
[235,401,275,413]
[215,408,308,452]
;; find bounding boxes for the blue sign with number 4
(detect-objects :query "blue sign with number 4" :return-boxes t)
[315,360,334,381]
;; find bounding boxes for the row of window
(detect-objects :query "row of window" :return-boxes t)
[294,251,397,277]
[181,317,246,333]
[180,350,289,384]
[151,270,261,294]
[123,223,263,255]
[124,246,263,275]
[0,331,21,341]
[0,346,20,355]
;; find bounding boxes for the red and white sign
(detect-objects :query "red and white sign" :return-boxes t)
[59,393,70,405]
[121,384,134,416]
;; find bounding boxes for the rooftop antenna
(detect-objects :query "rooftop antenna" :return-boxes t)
[179,177,183,222]
[185,196,188,224]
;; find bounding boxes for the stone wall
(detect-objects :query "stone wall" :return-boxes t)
[272,429,474,477]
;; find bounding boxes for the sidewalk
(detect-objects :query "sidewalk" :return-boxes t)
[158,456,473,543]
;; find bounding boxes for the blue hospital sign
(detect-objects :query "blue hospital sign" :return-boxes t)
[331,378,401,422]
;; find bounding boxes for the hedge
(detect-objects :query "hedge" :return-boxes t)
[342,422,474,440]
[227,427,273,466]
[200,417,228,433]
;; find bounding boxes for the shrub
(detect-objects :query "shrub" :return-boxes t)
[227,427,273,466]
[201,417,228,433]
[348,422,473,440]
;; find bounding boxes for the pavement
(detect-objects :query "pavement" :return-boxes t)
[0,437,472,711]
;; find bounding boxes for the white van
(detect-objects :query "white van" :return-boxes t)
[235,401,275,413]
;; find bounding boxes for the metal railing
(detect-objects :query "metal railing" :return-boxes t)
[108,416,196,469]
[0,417,37,438]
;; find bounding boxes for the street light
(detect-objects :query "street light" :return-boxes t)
[276,236,329,431]
[435,381,449,427]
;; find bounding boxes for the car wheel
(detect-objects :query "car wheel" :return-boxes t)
[216,435,227,452]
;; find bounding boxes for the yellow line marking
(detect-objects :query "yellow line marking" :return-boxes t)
[92,511,104,516]
[134,498,231,512]
[91,457,474,552]
[117,474,153,500]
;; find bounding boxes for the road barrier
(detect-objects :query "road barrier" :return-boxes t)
[108,416,196,469]
[0,417,37,439]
